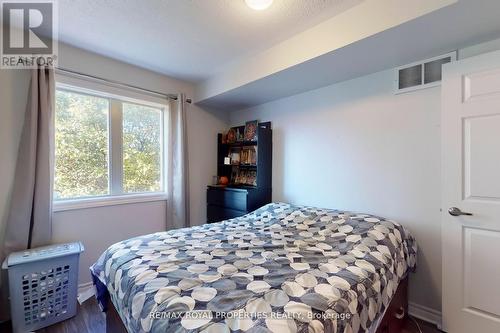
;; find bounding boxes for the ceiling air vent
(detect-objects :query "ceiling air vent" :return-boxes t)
[395,51,456,94]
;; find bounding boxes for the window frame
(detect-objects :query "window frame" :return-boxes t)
[53,73,168,212]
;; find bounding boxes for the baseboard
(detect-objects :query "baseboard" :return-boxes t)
[408,301,442,330]
[77,282,95,304]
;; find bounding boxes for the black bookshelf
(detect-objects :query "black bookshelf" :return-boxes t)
[207,122,272,223]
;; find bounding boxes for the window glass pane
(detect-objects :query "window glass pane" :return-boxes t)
[54,90,110,200]
[122,103,162,193]
[399,64,422,89]
[424,57,451,84]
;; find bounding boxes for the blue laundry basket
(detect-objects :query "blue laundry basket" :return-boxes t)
[2,242,84,333]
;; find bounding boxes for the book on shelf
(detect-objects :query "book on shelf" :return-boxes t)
[233,169,257,186]
[240,146,257,165]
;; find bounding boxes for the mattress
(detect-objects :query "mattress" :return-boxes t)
[90,203,417,333]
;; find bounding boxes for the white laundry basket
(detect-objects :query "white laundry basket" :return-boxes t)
[2,242,84,333]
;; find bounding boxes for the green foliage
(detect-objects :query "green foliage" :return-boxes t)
[123,103,161,193]
[54,90,162,200]
[54,90,109,199]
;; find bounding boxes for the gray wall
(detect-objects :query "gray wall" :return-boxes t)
[2,37,499,309]
[228,38,500,313]
[230,68,442,311]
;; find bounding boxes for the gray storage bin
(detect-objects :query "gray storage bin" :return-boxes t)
[2,242,84,333]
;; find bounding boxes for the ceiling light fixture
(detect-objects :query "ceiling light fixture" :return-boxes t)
[245,0,273,11]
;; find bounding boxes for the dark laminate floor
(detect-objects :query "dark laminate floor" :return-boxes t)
[401,316,442,333]
[0,299,105,333]
[0,298,441,333]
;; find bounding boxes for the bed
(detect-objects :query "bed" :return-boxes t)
[90,203,417,333]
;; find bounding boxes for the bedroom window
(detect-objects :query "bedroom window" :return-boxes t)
[122,103,162,194]
[53,74,167,210]
[54,90,111,199]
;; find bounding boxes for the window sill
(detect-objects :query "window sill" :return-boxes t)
[53,193,168,212]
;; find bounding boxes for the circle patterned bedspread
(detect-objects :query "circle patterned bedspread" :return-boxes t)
[90,203,417,333]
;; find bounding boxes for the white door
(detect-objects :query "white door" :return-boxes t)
[442,50,500,333]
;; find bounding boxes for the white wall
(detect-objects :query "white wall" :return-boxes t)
[52,202,166,285]
[230,69,442,311]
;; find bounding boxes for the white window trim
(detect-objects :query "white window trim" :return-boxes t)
[53,193,168,212]
[54,72,169,211]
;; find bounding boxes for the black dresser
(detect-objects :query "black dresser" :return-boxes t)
[207,122,272,223]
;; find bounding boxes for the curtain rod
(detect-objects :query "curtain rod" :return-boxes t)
[55,67,192,103]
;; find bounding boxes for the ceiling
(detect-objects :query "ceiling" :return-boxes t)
[58,0,363,82]
[57,0,500,110]
[195,0,500,110]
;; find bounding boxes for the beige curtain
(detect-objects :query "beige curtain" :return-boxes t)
[3,67,55,254]
[166,94,190,229]
[0,67,54,321]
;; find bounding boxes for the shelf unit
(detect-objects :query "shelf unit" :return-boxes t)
[207,122,272,223]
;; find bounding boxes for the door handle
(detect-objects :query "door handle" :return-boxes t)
[448,207,473,216]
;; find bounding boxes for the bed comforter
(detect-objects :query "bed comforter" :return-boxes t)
[90,203,417,333]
